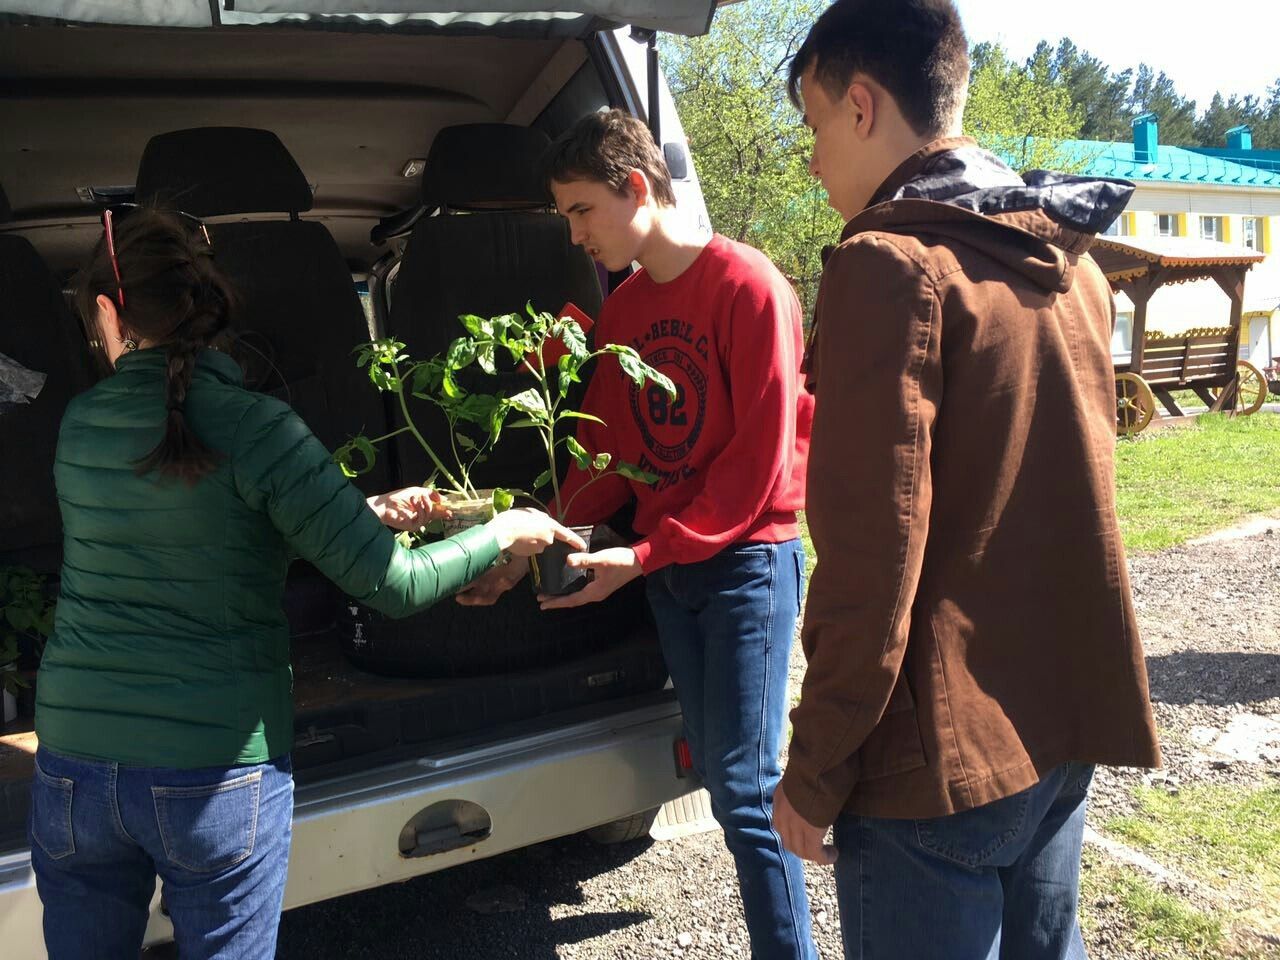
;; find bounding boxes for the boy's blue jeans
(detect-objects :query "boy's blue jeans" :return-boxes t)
[647,539,817,960]
[832,762,1095,960]
[29,746,293,960]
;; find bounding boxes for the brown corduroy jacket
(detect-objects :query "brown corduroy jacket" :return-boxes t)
[781,140,1162,825]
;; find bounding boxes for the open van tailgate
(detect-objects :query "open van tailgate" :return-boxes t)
[0,697,689,952]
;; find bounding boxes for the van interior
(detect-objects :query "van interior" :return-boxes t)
[0,13,700,853]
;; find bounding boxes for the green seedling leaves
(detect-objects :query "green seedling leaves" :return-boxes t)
[616,461,660,484]
[564,436,592,470]
[332,436,378,478]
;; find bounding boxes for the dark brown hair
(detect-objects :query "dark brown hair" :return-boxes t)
[543,109,677,207]
[76,207,235,485]
[787,0,970,138]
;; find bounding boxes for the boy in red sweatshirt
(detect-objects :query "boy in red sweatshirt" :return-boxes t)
[470,109,817,958]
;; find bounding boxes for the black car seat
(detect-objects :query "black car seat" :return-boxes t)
[0,185,97,574]
[134,127,390,495]
[386,123,603,493]
[346,124,659,681]
[135,129,390,638]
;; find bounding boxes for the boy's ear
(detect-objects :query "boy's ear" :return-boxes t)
[847,81,876,140]
[626,169,650,207]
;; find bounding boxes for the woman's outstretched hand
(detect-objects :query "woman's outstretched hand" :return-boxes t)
[485,508,586,557]
[367,487,450,531]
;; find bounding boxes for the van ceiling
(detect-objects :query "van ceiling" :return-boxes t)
[0,24,590,269]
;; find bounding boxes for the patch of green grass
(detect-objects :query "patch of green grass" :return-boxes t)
[1081,849,1227,958]
[798,513,814,567]
[1115,412,1280,552]
[1106,785,1280,907]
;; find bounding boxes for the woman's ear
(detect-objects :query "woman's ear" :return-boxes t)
[95,293,123,344]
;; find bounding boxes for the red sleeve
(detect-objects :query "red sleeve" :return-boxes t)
[556,357,631,527]
[630,274,803,573]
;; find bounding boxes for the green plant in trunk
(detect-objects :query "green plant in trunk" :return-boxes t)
[332,338,517,525]
[0,566,55,696]
[444,304,676,520]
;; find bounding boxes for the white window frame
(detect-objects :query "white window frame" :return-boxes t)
[1157,214,1179,238]
[1243,217,1264,252]
[1112,310,1134,359]
[1102,215,1132,238]
[1199,216,1225,242]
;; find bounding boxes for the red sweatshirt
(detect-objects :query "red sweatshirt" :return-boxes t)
[559,234,813,573]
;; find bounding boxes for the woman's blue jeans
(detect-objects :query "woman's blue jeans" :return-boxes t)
[29,746,293,960]
[647,539,817,960]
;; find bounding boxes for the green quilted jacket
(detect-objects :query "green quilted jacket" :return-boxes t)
[36,348,498,768]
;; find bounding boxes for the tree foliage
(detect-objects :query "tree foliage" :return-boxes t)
[964,42,1085,173]
[660,0,841,316]
[662,3,1280,318]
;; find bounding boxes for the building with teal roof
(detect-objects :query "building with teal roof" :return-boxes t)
[1050,115,1279,371]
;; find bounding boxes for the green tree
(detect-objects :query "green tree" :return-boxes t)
[660,0,842,317]
[1129,64,1199,146]
[1195,92,1264,148]
[964,43,1085,172]
[1048,39,1133,141]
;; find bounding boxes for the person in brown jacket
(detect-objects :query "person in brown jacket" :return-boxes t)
[772,2,1162,958]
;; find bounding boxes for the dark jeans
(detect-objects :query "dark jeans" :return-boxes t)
[832,762,1095,960]
[30,746,293,960]
[647,539,817,960]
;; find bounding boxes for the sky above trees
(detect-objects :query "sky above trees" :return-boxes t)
[953,0,1280,109]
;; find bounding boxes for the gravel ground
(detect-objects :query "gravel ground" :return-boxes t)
[274,519,1280,960]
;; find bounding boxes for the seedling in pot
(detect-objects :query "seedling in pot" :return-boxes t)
[332,339,517,539]
[443,303,675,595]
[0,566,56,724]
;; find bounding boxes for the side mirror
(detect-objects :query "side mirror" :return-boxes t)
[663,142,690,181]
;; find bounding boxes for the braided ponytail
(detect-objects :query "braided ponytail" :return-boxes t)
[77,207,236,485]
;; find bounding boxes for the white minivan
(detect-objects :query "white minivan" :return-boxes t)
[0,2,719,952]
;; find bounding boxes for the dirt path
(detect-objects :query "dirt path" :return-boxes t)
[275,522,1280,959]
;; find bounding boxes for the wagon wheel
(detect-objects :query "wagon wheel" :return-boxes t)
[1211,360,1269,416]
[1116,373,1156,436]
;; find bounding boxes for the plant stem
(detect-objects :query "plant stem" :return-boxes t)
[446,419,476,498]
[390,357,465,492]
[533,344,565,518]
[560,468,617,522]
[366,425,413,445]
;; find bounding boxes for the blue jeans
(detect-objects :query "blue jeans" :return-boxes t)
[832,762,1095,960]
[29,746,293,960]
[647,539,817,960]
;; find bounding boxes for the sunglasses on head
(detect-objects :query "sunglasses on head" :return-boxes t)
[100,203,211,309]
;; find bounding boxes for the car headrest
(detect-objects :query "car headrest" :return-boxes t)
[422,124,553,210]
[135,127,313,217]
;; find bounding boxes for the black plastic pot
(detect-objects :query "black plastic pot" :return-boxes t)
[530,525,594,596]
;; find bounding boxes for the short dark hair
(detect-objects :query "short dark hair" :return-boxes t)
[543,109,677,207]
[788,0,970,138]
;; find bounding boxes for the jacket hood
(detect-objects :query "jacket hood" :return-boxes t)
[843,138,1135,293]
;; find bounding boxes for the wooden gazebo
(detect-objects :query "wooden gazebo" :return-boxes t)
[1091,236,1270,433]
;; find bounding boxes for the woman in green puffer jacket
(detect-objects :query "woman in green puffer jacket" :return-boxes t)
[29,207,582,960]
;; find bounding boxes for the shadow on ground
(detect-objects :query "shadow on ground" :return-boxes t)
[1145,651,1280,706]
[273,831,654,959]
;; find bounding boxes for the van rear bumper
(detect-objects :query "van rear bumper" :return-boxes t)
[0,697,689,952]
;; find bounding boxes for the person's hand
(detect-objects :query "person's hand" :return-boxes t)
[485,508,586,557]
[367,487,450,531]
[457,559,529,606]
[538,547,641,610]
[773,781,837,865]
